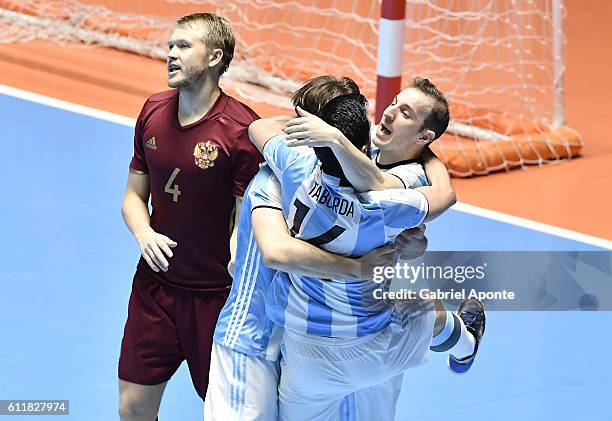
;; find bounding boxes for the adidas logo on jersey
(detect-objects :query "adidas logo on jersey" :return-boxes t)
[145,136,157,150]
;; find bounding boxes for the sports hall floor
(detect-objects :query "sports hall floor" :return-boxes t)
[1,0,611,420]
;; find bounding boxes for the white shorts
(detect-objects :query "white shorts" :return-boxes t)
[204,342,281,421]
[337,375,405,421]
[278,310,436,421]
[204,341,376,421]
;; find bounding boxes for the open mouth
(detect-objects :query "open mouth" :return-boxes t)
[168,63,181,73]
[380,122,392,135]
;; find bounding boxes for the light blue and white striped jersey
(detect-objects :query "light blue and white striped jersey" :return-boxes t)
[370,146,429,188]
[263,135,429,337]
[213,164,283,360]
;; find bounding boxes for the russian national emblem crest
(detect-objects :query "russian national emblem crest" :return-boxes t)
[193,141,219,169]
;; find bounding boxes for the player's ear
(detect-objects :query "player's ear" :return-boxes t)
[360,142,371,158]
[417,129,435,144]
[207,48,223,69]
[296,106,314,117]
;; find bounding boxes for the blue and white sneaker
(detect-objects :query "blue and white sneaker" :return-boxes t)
[448,299,485,374]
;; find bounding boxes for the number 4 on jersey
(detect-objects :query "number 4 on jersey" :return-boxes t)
[165,168,181,202]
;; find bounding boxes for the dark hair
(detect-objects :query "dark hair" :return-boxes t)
[411,77,450,140]
[291,76,360,115]
[314,93,371,179]
[177,13,235,76]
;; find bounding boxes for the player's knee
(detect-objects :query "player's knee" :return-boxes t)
[118,391,157,421]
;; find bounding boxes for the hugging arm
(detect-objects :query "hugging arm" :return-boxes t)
[251,207,397,281]
[284,107,403,191]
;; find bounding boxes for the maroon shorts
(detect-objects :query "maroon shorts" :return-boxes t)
[118,270,228,399]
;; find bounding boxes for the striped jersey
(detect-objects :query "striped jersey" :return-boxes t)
[370,146,429,189]
[263,135,429,337]
[213,164,283,360]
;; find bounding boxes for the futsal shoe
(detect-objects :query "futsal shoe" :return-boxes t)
[448,298,485,374]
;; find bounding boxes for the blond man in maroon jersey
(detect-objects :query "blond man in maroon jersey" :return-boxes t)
[118,13,262,421]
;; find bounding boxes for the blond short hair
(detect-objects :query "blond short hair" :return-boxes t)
[177,12,235,75]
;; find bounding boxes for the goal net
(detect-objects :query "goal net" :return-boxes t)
[0,0,582,176]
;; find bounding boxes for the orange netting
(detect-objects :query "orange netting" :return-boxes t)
[0,0,583,176]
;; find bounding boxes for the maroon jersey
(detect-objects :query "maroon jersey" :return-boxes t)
[130,89,261,292]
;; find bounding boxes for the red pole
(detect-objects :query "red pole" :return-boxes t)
[375,0,406,123]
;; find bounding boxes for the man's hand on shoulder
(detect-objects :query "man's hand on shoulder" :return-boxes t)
[134,227,177,272]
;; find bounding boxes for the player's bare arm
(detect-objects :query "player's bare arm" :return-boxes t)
[252,207,397,281]
[248,116,292,152]
[284,107,403,191]
[285,113,454,220]
[416,149,457,221]
[121,169,177,273]
[227,196,242,277]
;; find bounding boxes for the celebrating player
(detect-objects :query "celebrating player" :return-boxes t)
[283,77,486,374]
[205,76,443,420]
[249,83,485,420]
[118,13,261,421]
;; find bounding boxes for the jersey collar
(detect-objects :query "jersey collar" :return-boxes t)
[175,89,228,130]
[374,153,422,169]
